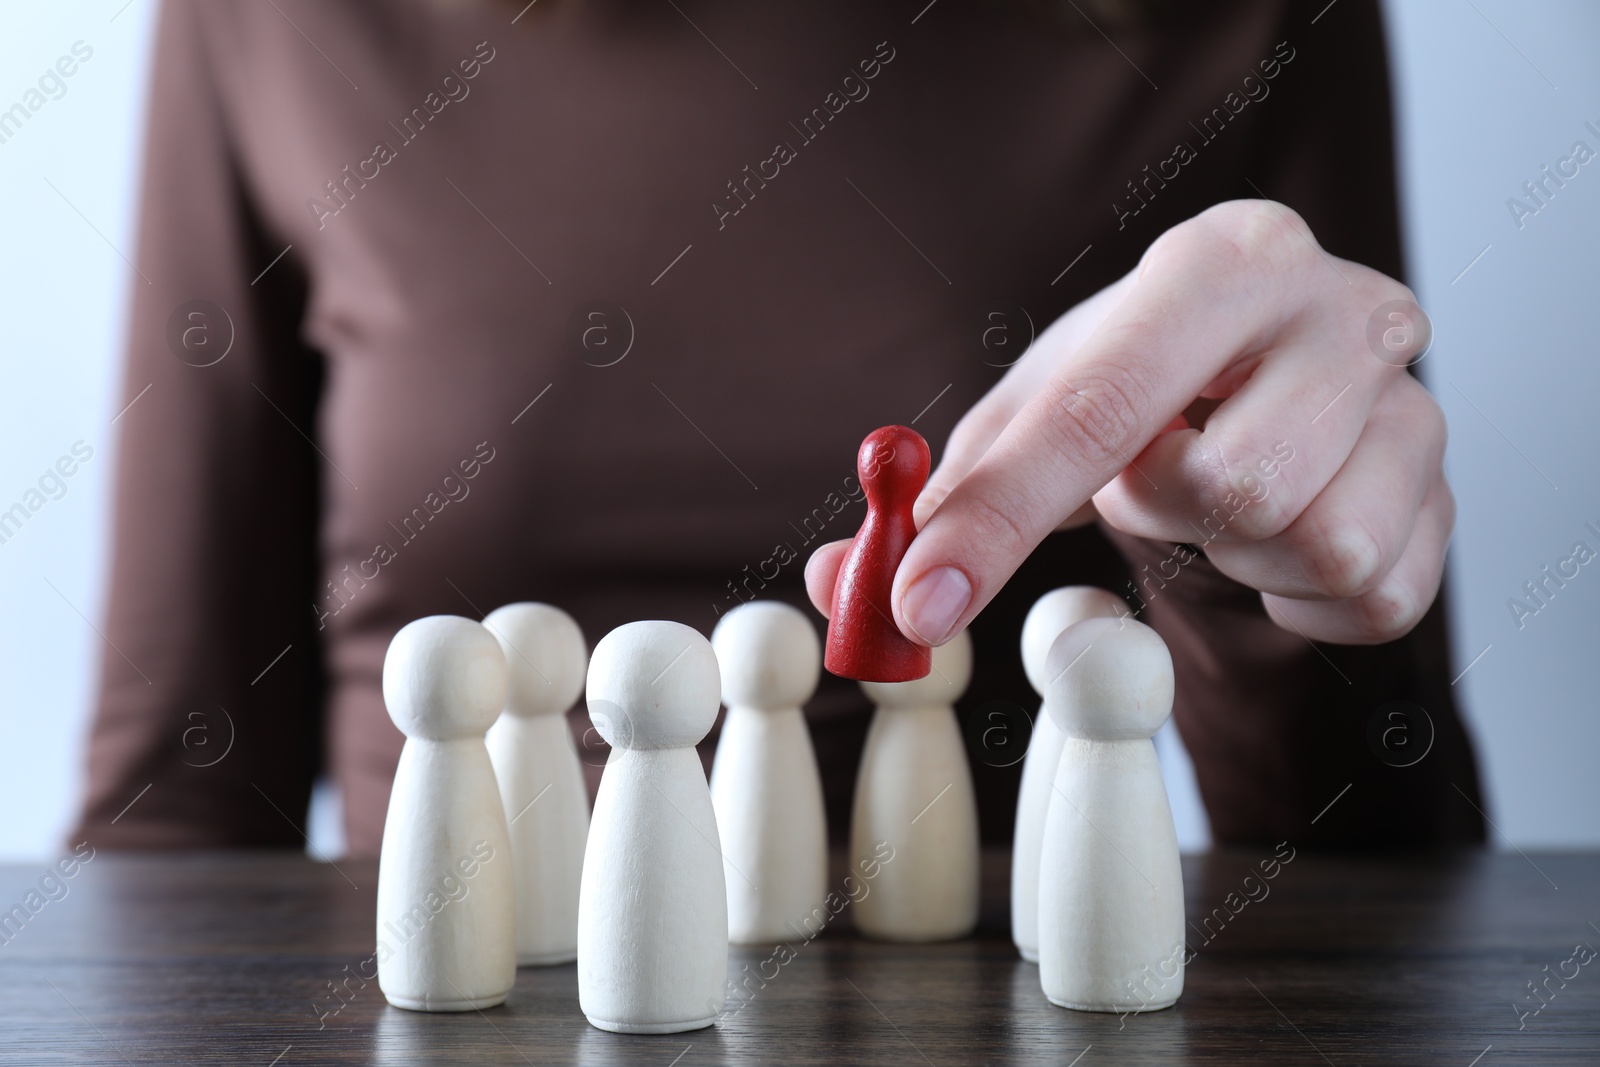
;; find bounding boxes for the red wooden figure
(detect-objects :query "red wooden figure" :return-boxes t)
[824,425,932,682]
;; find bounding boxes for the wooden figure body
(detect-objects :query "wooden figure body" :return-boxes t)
[709,602,828,944]
[824,425,932,682]
[483,602,590,966]
[1037,617,1185,1013]
[578,621,728,1034]
[1011,587,1128,963]
[377,615,516,1011]
[850,629,979,941]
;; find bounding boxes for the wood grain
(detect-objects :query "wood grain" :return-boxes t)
[0,848,1595,1064]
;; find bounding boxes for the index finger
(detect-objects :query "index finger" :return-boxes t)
[890,200,1307,646]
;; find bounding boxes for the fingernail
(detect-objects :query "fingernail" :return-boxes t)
[901,567,972,645]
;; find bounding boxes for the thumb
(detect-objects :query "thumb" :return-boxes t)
[802,539,852,619]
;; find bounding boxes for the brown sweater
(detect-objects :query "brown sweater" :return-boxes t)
[76,0,1484,855]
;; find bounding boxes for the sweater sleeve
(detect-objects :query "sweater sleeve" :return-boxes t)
[1104,0,1485,848]
[73,0,326,847]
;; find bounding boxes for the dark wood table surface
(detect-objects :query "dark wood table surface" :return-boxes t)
[1,847,1596,1065]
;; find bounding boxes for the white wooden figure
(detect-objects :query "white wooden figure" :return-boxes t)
[578,621,728,1033]
[377,615,516,1011]
[850,629,979,942]
[1037,616,1185,1013]
[1012,586,1128,962]
[709,601,828,944]
[483,602,590,966]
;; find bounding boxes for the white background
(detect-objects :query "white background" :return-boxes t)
[0,0,1594,860]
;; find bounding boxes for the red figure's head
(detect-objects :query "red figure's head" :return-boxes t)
[857,425,931,512]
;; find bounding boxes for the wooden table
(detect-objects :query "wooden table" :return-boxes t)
[2,848,1596,1065]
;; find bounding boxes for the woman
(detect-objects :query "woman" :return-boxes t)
[76,0,1483,854]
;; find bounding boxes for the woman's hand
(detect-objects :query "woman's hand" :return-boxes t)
[806,199,1450,647]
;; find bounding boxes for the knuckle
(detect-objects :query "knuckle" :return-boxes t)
[1194,449,1296,540]
[1351,574,1424,643]
[1141,199,1313,303]
[1437,478,1458,538]
[961,487,1036,564]
[1201,199,1311,269]
[1037,366,1150,473]
[1225,494,1292,542]
[1403,380,1450,458]
[913,484,950,527]
[918,483,951,511]
[1301,512,1387,598]
[1418,408,1449,479]
[1348,269,1427,374]
[1349,263,1414,309]
[1375,273,1419,313]
[1138,218,1217,280]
